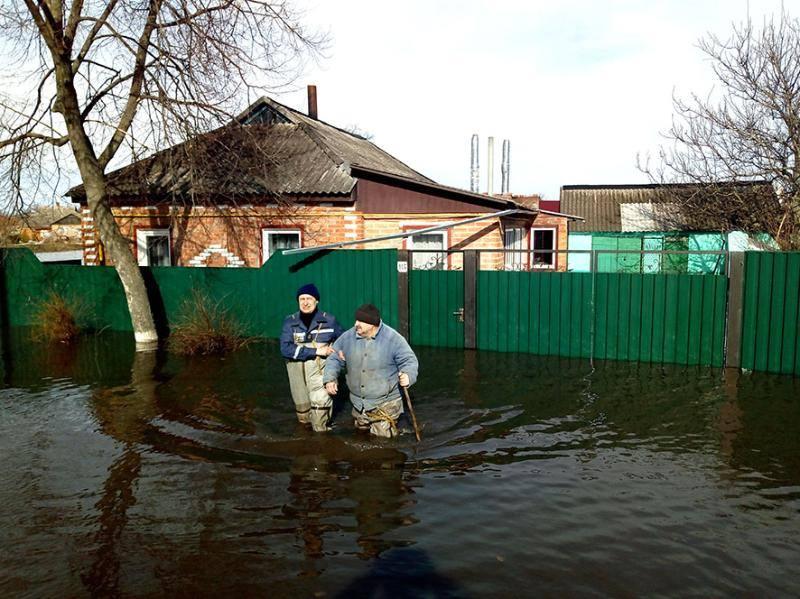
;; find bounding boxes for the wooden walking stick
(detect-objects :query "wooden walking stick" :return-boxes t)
[401,385,422,442]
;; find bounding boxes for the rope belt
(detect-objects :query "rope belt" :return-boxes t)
[368,405,398,437]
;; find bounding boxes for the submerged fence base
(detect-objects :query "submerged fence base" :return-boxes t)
[1,248,799,375]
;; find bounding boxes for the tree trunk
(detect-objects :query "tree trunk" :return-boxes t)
[51,59,158,349]
[89,194,159,347]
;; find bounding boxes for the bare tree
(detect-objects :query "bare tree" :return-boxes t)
[0,1,321,348]
[644,13,800,249]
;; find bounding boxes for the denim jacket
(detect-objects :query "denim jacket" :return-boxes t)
[280,310,343,361]
[323,322,419,412]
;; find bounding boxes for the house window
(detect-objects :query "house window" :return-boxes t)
[262,229,301,263]
[503,227,527,270]
[532,228,556,269]
[136,229,171,266]
[408,231,446,270]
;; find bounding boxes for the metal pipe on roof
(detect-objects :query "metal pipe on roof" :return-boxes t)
[539,208,584,221]
[282,208,526,255]
[487,137,495,196]
[470,134,479,193]
[501,139,510,194]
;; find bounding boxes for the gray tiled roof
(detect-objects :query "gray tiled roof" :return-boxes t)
[68,97,432,201]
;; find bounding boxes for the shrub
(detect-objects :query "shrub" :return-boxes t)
[31,291,81,343]
[169,290,250,355]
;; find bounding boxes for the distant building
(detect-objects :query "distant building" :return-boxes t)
[20,204,82,242]
[561,183,776,273]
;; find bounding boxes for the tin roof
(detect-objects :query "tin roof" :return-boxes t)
[560,183,776,233]
[68,97,433,202]
[561,185,665,232]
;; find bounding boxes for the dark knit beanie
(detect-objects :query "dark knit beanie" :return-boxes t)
[354,303,381,326]
[296,283,320,301]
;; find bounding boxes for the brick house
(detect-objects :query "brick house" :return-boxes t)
[69,93,575,270]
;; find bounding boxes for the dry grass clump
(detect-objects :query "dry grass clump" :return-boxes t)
[169,290,250,355]
[31,292,81,343]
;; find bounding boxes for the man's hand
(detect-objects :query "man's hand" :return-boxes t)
[398,372,410,387]
[316,345,334,357]
[325,381,338,395]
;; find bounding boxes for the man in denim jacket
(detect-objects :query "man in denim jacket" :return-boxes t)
[280,283,343,431]
[323,303,418,438]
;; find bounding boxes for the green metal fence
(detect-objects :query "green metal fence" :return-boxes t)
[595,272,727,366]
[0,248,399,336]
[477,271,592,357]
[740,252,800,375]
[2,247,800,375]
[473,271,727,366]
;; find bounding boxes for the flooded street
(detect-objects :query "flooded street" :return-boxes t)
[1,330,799,597]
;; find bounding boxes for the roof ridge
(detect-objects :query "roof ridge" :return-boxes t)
[254,96,370,140]
[358,136,434,183]
[252,97,433,182]
[294,121,351,173]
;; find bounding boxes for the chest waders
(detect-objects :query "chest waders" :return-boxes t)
[286,326,333,432]
[352,397,403,438]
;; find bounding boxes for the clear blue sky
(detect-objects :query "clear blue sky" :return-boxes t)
[273,0,790,200]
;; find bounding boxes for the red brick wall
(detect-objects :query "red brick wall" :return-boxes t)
[82,203,569,270]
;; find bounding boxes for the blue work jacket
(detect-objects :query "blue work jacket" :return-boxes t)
[280,310,343,361]
[323,322,419,412]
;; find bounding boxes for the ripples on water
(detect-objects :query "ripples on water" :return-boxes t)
[1,329,799,597]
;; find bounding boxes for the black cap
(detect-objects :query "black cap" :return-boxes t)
[296,283,320,301]
[354,303,381,326]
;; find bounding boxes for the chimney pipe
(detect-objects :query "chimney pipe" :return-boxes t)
[307,85,318,119]
[501,139,510,194]
[487,137,495,196]
[470,134,480,192]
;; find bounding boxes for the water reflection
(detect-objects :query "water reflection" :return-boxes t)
[1,332,800,596]
[58,341,419,595]
[335,547,464,598]
[82,350,158,596]
[283,449,413,564]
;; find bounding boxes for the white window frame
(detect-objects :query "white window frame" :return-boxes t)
[407,229,447,270]
[136,228,171,266]
[503,226,528,271]
[261,228,302,264]
[531,227,557,269]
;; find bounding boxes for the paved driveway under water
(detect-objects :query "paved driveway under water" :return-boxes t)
[1,330,799,597]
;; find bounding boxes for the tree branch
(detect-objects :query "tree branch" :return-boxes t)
[98,0,162,168]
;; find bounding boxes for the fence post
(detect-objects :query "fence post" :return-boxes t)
[397,250,410,339]
[464,250,478,349]
[0,250,9,385]
[725,251,745,369]
[0,249,5,332]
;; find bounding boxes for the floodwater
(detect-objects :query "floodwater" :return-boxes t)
[1,330,799,598]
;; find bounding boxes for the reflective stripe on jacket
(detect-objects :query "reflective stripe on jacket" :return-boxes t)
[280,310,343,362]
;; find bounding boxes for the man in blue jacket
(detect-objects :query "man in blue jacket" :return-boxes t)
[323,304,419,438]
[280,283,343,431]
